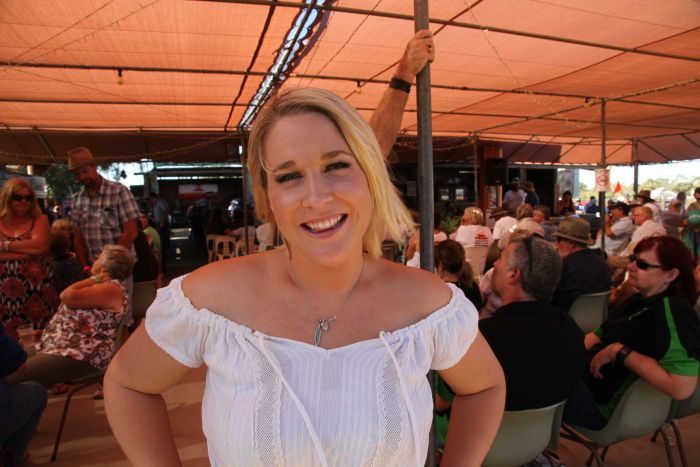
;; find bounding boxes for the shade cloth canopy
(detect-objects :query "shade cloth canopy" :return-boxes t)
[1,0,699,165]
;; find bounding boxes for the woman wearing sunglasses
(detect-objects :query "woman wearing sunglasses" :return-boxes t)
[563,236,700,429]
[0,178,57,340]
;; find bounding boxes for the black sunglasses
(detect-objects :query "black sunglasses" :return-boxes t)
[10,194,34,202]
[629,254,663,271]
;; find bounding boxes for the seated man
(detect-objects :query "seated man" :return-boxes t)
[592,201,633,257]
[552,218,611,311]
[438,234,584,434]
[607,205,666,278]
[533,205,557,243]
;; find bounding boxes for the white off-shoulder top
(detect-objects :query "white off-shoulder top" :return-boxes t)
[146,276,478,467]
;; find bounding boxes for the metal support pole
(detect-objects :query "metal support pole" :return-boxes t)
[473,135,479,206]
[632,139,639,197]
[240,141,250,255]
[414,2,435,467]
[599,99,606,256]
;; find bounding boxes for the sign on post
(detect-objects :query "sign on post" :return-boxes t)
[595,168,610,192]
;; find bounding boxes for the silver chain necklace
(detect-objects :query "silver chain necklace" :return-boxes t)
[286,257,365,347]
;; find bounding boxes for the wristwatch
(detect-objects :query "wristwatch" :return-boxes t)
[616,345,632,366]
[389,77,411,94]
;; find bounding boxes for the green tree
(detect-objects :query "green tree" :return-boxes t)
[44,163,80,200]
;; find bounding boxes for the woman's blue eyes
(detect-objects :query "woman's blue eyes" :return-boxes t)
[274,161,350,184]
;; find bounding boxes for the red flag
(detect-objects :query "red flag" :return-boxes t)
[613,181,622,194]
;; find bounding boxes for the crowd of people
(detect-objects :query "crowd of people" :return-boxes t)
[1,29,699,467]
[0,149,172,465]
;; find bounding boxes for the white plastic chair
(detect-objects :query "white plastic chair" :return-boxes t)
[213,235,235,261]
[568,291,611,333]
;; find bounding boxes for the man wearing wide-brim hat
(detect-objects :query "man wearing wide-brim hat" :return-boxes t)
[66,147,140,272]
[634,189,662,224]
[551,217,611,311]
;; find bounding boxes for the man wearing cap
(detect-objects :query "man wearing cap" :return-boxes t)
[592,202,634,256]
[552,218,611,311]
[66,147,139,271]
[635,189,662,224]
[502,179,525,216]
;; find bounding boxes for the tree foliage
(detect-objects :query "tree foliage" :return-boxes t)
[44,163,80,200]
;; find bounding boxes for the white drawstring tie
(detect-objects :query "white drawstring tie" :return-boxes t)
[255,334,330,467]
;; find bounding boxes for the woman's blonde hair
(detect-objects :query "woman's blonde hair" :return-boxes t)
[0,178,42,222]
[462,207,484,226]
[247,88,414,258]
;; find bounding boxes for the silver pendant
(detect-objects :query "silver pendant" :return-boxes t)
[314,317,335,346]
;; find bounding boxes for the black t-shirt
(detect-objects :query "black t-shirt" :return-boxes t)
[479,300,586,410]
[552,248,611,311]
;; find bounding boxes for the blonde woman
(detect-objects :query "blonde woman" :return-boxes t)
[106,88,505,466]
[0,178,57,339]
[450,206,494,247]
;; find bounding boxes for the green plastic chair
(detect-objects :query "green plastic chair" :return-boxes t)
[562,379,672,466]
[652,374,700,467]
[482,400,566,467]
[568,291,611,333]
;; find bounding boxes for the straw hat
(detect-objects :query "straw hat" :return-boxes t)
[66,147,96,172]
[635,189,655,202]
[553,217,593,245]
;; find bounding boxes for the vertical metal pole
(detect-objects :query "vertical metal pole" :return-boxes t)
[240,141,250,255]
[599,99,606,255]
[473,135,479,206]
[632,139,639,198]
[414,2,435,467]
[414,1,434,272]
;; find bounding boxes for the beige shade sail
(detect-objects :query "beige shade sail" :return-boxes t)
[0,0,698,165]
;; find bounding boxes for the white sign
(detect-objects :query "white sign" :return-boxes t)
[594,168,610,192]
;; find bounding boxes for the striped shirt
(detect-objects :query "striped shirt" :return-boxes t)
[71,177,139,262]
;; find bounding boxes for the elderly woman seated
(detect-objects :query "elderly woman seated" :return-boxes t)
[20,245,133,387]
[450,207,493,248]
[563,236,700,429]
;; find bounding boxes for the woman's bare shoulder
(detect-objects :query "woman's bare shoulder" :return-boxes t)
[182,249,280,314]
[376,259,453,319]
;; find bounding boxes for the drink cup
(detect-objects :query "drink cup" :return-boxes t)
[16,324,36,347]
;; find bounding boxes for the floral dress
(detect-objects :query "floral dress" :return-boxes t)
[0,221,59,339]
[38,279,129,371]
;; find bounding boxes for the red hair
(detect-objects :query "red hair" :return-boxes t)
[634,236,697,303]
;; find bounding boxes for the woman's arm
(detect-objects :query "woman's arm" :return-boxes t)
[584,332,601,350]
[105,325,192,466]
[590,343,697,400]
[4,215,51,256]
[438,332,506,467]
[59,275,123,311]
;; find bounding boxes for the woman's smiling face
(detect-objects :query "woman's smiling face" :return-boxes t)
[263,112,372,264]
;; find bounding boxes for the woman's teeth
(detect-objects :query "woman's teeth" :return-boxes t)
[305,215,343,232]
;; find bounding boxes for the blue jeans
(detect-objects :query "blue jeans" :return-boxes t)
[0,382,47,467]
